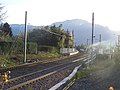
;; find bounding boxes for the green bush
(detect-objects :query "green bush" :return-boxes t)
[38,45,59,53]
[0,55,16,67]
[0,41,12,55]
[27,42,37,54]
[96,54,109,60]
[75,69,90,79]
[0,41,38,55]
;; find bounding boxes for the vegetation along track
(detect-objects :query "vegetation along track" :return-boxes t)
[2,54,90,90]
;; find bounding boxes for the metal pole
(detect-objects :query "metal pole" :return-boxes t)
[99,34,101,42]
[118,35,120,52]
[90,12,94,67]
[67,29,69,53]
[24,11,27,63]
[87,39,89,46]
[92,12,94,44]
[72,30,74,48]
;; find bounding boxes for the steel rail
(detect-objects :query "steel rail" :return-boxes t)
[7,61,82,90]
[4,55,89,90]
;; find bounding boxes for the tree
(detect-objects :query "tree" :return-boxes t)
[50,25,64,47]
[80,43,87,49]
[28,25,66,48]
[2,22,13,37]
[0,3,6,22]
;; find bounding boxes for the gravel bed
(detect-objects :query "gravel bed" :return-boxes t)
[3,61,79,90]
[18,65,76,90]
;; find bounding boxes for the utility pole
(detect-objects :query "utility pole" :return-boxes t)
[99,34,102,50]
[92,12,94,45]
[90,12,95,67]
[72,30,74,48]
[117,35,120,52]
[99,34,101,42]
[67,29,69,53]
[24,11,27,63]
[118,35,120,46]
[87,39,89,46]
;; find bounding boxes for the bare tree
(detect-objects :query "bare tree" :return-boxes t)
[0,3,7,23]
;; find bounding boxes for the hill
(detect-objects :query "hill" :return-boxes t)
[10,24,34,35]
[10,19,114,45]
[52,19,114,45]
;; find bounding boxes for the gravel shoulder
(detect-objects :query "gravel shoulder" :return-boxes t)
[69,58,120,90]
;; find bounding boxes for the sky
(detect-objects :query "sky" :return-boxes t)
[1,0,120,31]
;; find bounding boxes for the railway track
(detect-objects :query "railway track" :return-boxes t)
[1,54,90,90]
[0,53,81,72]
[0,53,88,79]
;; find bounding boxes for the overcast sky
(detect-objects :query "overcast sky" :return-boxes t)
[1,0,120,31]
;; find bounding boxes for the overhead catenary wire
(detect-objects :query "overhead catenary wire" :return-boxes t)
[41,29,72,38]
[42,29,63,37]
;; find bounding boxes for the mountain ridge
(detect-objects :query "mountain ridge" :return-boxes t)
[10,19,114,45]
[52,19,114,44]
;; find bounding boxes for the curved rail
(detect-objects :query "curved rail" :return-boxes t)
[7,61,82,90]
[3,55,89,90]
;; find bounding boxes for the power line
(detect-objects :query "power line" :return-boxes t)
[42,29,63,37]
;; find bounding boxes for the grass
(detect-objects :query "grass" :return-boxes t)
[62,54,120,89]
[0,55,16,68]
[74,54,115,80]
[16,52,60,60]
[75,69,90,79]
[0,52,61,68]
[90,58,115,72]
